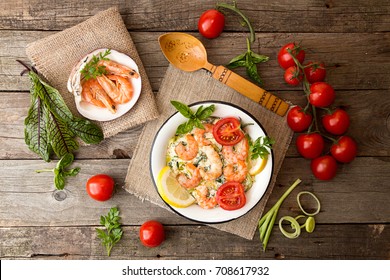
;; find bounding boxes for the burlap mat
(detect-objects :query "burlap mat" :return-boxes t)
[124,65,293,240]
[25,7,159,139]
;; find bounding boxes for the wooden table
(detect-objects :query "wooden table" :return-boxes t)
[1,0,389,260]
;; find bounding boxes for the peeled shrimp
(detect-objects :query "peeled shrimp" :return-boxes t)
[175,135,199,161]
[96,74,134,104]
[177,163,201,189]
[223,160,248,183]
[193,124,214,146]
[97,60,140,79]
[194,184,217,209]
[222,137,249,164]
[197,145,223,181]
[81,78,116,113]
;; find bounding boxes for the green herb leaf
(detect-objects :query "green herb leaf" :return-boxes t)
[81,49,111,80]
[68,117,104,144]
[171,101,215,135]
[170,100,194,118]
[249,136,275,160]
[96,207,123,257]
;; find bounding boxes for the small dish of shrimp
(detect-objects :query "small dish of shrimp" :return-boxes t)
[67,48,142,122]
[150,101,274,224]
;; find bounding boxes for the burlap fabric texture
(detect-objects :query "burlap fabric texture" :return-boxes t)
[124,65,294,240]
[26,7,159,139]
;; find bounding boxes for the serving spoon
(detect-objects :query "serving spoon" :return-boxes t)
[158,32,289,117]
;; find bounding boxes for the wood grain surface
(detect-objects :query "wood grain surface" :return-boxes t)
[1,0,389,260]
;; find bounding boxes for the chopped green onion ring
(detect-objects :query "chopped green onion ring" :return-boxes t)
[294,215,308,229]
[297,191,321,216]
[305,216,316,233]
[279,216,301,239]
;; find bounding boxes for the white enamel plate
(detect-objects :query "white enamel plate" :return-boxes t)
[67,48,142,122]
[150,101,274,224]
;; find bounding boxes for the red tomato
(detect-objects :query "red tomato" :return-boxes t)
[330,136,358,163]
[86,174,115,201]
[311,155,338,180]
[278,42,305,69]
[284,66,303,86]
[296,133,324,159]
[213,117,244,146]
[216,181,246,210]
[198,9,225,39]
[309,82,335,108]
[287,106,313,132]
[139,220,165,248]
[322,108,350,135]
[304,61,326,83]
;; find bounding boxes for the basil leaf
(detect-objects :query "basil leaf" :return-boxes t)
[171,100,194,118]
[246,63,263,86]
[63,167,81,177]
[194,119,205,130]
[176,119,195,135]
[250,52,269,64]
[54,172,65,190]
[56,153,74,169]
[68,117,104,144]
[195,104,215,120]
[228,52,247,64]
[227,59,247,69]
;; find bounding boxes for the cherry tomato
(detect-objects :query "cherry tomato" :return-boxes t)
[330,136,358,163]
[304,61,326,83]
[139,220,165,248]
[287,106,313,132]
[277,42,305,69]
[309,82,335,108]
[198,9,225,39]
[213,117,244,146]
[322,108,350,135]
[216,181,246,211]
[296,133,324,159]
[86,174,115,201]
[284,66,303,86]
[311,155,338,180]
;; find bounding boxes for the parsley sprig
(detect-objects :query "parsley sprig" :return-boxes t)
[80,49,111,80]
[249,136,275,160]
[96,207,123,257]
[171,100,215,135]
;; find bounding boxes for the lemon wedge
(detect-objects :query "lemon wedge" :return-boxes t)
[157,166,196,208]
[248,155,268,176]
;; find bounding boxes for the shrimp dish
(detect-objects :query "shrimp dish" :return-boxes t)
[166,114,270,211]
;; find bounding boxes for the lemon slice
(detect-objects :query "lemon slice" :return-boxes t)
[248,155,268,176]
[157,166,196,208]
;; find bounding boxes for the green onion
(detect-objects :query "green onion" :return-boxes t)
[297,191,321,216]
[279,216,301,239]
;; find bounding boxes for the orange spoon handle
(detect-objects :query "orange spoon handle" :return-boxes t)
[210,65,289,117]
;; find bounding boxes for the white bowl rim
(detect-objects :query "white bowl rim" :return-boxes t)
[149,100,274,224]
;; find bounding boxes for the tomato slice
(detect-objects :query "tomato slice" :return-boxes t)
[213,117,244,146]
[216,181,246,211]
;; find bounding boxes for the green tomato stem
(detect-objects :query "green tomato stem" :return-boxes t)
[216,2,256,43]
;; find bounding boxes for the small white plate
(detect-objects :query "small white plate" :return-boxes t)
[150,101,274,224]
[67,49,142,122]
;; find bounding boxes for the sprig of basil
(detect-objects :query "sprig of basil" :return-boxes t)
[170,101,215,135]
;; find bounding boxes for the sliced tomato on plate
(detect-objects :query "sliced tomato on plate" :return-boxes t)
[216,181,246,211]
[212,117,244,146]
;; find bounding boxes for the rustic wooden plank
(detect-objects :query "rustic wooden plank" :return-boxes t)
[1,89,388,160]
[0,157,389,227]
[1,224,389,259]
[1,31,390,92]
[0,0,389,33]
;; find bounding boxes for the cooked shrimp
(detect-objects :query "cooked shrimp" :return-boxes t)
[224,160,248,183]
[222,137,249,164]
[177,163,201,189]
[175,135,199,161]
[98,60,140,79]
[81,78,116,113]
[193,124,214,146]
[194,184,217,209]
[106,74,133,104]
[197,145,223,181]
